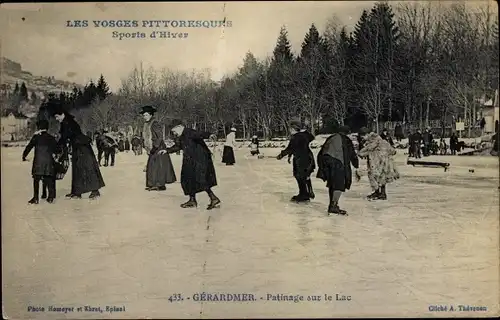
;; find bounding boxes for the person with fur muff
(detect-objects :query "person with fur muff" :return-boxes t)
[22,119,59,204]
[316,123,359,215]
[166,119,221,210]
[140,105,177,191]
[358,132,400,200]
[222,127,237,165]
[276,119,316,202]
[51,103,105,199]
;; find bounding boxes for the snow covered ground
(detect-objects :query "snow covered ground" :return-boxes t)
[2,147,499,319]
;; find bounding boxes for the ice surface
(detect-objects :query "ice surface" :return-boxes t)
[2,147,499,318]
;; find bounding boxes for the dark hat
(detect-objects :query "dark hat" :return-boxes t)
[289,119,302,131]
[339,125,350,134]
[139,105,157,115]
[47,100,66,116]
[170,118,184,129]
[36,119,49,130]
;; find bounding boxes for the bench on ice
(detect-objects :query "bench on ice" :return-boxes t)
[407,158,450,172]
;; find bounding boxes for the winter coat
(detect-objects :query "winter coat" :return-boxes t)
[278,130,316,180]
[316,133,359,191]
[167,128,217,195]
[22,131,58,177]
[358,132,400,190]
[143,120,176,187]
[394,124,403,138]
[59,114,105,194]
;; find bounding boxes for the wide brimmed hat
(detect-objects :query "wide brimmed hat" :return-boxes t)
[170,118,184,129]
[230,127,236,132]
[139,105,157,115]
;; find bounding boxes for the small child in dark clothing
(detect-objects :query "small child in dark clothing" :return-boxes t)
[22,120,58,204]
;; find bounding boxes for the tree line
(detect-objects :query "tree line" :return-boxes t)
[40,1,499,139]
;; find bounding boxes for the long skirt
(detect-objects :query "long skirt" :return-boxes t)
[250,143,259,155]
[71,144,105,194]
[222,146,235,164]
[146,152,176,187]
[319,155,348,191]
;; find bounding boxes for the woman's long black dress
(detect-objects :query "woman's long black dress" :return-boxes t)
[59,114,105,195]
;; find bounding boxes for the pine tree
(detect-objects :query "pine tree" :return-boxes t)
[20,82,29,102]
[30,91,38,104]
[13,82,19,96]
[272,26,294,65]
[96,74,110,101]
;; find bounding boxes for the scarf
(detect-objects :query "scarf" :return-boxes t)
[322,133,344,165]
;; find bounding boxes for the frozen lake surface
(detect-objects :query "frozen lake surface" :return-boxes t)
[2,146,499,318]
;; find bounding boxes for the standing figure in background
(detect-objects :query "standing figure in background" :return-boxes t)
[250,135,260,156]
[222,127,237,166]
[51,103,105,199]
[316,123,359,215]
[124,137,131,153]
[117,136,125,152]
[394,123,404,142]
[449,132,459,155]
[439,138,447,155]
[358,133,399,201]
[22,120,58,204]
[131,135,143,155]
[410,129,423,158]
[166,119,220,210]
[141,106,177,191]
[276,120,316,203]
[422,127,433,157]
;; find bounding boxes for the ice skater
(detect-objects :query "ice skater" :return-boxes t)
[51,102,105,199]
[222,127,237,165]
[316,123,359,215]
[250,135,260,156]
[140,105,176,191]
[358,132,399,200]
[22,120,58,204]
[276,120,316,202]
[166,119,221,210]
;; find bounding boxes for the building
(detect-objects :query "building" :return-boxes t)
[481,89,499,133]
[1,109,30,141]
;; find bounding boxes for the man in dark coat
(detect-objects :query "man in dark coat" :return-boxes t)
[22,119,58,204]
[317,123,359,215]
[449,132,459,155]
[51,103,105,199]
[96,129,118,166]
[422,127,433,156]
[380,128,394,146]
[140,105,176,191]
[394,123,404,142]
[276,120,316,202]
[410,129,423,158]
[166,119,220,210]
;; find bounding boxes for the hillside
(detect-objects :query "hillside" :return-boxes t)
[0,57,83,98]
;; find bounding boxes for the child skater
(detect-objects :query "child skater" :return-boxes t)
[22,120,58,204]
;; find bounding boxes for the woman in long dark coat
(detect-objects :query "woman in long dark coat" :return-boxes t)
[141,106,176,191]
[317,124,359,215]
[276,120,315,202]
[166,119,220,210]
[51,105,105,199]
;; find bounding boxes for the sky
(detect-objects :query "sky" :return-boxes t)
[0,1,495,92]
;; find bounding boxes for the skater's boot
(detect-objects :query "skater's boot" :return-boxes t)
[28,197,39,204]
[367,190,380,200]
[294,193,310,203]
[89,190,100,199]
[157,186,166,191]
[46,197,55,203]
[180,196,197,208]
[206,189,221,210]
[290,195,300,202]
[327,203,347,216]
[376,185,387,200]
[66,193,82,199]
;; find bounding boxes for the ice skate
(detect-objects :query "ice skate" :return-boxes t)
[292,194,310,203]
[367,191,380,200]
[66,193,82,199]
[207,197,221,210]
[180,199,197,208]
[89,191,100,199]
[46,198,55,203]
[157,186,166,191]
[28,197,39,204]
[328,204,348,216]
[375,192,387,200]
